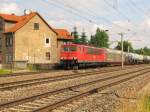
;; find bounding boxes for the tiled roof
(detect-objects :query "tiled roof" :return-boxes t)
[0,12,57,34]
[5,13,36,33]
[0,13,25,22]
[54,29,73,40]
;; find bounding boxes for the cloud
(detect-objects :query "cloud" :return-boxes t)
[0,2,20,14]
[0,0,149,49]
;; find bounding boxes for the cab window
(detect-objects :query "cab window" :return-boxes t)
[63,47,69,51]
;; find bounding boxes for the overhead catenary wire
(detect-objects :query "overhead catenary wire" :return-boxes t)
[45,0,102,26]
[44,0,150,44]
[125,1,145,19]
[56,0,131,31]
[130,0,150,18]
[103,0,150,40]
[47,0,131,32]
[103,0,140,27]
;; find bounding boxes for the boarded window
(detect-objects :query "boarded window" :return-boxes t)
[34,23,39,30]
[46,52,50,60]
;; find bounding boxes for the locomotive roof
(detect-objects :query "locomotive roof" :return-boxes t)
[63,43,105,49]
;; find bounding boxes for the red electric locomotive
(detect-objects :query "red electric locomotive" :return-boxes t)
[60,43,107,69]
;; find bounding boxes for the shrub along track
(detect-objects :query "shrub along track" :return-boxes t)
[0,65,147,91]
[0,65,150,112]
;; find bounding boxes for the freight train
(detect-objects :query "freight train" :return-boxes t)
[60,43,150,69]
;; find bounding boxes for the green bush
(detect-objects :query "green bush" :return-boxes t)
[28,65,37,72]
[0,69,12,75]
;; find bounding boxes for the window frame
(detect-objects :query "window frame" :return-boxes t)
[45,52,50,60]
[34,23,39,30]
[45,37,51,47]
[6,36,13,47]
[0,38,1,47]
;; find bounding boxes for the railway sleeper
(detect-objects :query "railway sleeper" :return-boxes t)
[24,102,42,107]
[7,108,30,112]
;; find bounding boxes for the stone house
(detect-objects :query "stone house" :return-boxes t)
[54,29,73,62]
[0,12,58,69]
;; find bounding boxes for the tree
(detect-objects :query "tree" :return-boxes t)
[134,47,150,55]
[115,41,133,52]
[89,35,95,45]
[80,32,88,44]
[71,27,81,44]
[89,28,109,48]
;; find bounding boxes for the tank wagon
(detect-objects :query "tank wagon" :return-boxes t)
[60,43,150,69]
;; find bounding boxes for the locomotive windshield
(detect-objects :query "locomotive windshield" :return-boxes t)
[63,46,77,52]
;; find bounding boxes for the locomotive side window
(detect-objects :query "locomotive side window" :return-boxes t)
[87,48,93,54]
[87,48,102,55]
[70,46,76,51]
[63,46,77,52]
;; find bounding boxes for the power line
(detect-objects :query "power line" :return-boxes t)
[130,0,150,18]
[104,0,139,27]
[45,0,103,26]
[50,0,130,31]
[125,1,145,19]
[45,0,150,40]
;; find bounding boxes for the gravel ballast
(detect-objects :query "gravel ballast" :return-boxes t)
[52,71,150,112]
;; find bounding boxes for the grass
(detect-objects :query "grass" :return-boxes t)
[27,65,38,72]
[131,94,150,112]
[141,95,150,112]
[0,69,12,75]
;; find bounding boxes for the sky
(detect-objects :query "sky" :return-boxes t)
[0,0,150,49]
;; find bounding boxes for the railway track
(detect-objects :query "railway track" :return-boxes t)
[0,66,150,112]
[0,65,147,91]
[0,64,144,78]
[0,69,65,78]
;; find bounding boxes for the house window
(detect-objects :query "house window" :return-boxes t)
[6,54,13,63]
[45,37,50,46]
[6,37,13,47]
[34,23,39,30]
[46,52,50,60]
[6,54,12,63]
[46,38,49,44]
[0,21,3,31]
[0,38,1,47]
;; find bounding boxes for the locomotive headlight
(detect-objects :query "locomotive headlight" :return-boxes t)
[73,57,77,59]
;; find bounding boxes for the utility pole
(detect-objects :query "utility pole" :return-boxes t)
[119,33,124,69]
[128,45,130,53]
